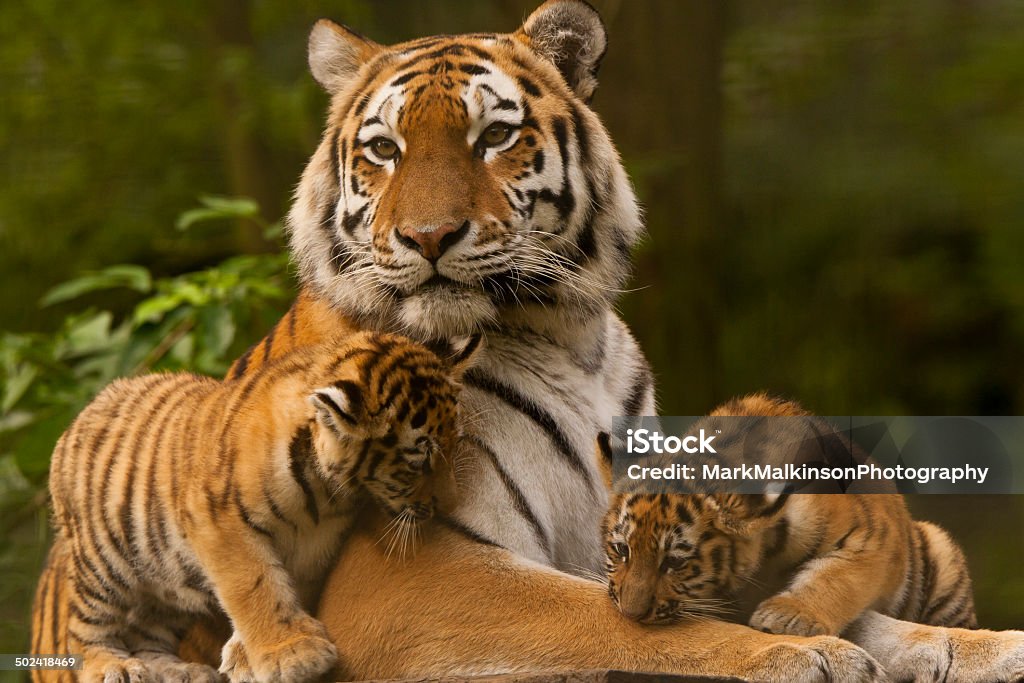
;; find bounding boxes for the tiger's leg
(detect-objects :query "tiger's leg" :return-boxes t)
[845,611,1024,683]
[909,521,978,628]
[188,522,336,682]
[30,541,75,683]
[750,495,908,637]
[748,539,896,637]
[63,546,155,683]
[315,513,882,682]
[122,607,220,683]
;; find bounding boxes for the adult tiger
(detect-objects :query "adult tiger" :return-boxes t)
[31,1,1024,681]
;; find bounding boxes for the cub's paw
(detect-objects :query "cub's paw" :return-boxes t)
[218,632,254,683]
[243,616,338,683]
[143,657,223,683]
[750,594,834,637]
[83,656,155,683]
[742,635,883,683]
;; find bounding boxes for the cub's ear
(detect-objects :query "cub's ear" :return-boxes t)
[447,334,484,380]
[308,19,382,93]
[309,380,363,434]
[515,0,607,102]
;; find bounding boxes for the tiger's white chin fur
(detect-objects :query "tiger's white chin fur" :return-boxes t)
[397,288,498,339]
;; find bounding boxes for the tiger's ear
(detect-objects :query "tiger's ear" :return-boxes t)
[447,334,484,380]
[308,19,382,94]
[516,0,607,102]
[309,381,363,434]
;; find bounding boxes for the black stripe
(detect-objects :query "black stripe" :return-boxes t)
[264,483,299,533]
[32,555,52,654]
[622,365,652,415]
[286,304,297,342]
[230,342,258,380]
[518,75,542,97]
[233,489,274,539]
[464,369,593,487]
[917,524,936,623]
[466,434,551,559]
[436,514,503,549]
[50,554,65,653]
[288,426,320,524]
[328,127,341,186]
[262,321,277,364]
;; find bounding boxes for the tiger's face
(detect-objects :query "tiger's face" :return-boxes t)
[603,493,779,624]
[290,1,642,340]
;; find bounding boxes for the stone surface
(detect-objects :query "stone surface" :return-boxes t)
[355,670,747,683]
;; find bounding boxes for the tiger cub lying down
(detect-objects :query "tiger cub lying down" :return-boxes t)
[598,394,977,637]
[49,331,478,683]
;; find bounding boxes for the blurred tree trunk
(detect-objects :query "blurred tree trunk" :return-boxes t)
[206,0,277,253]
[600,1,726,415]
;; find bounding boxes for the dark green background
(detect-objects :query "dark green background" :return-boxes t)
[1,0,1022,663]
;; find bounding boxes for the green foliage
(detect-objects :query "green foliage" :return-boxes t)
[0,199,293,654]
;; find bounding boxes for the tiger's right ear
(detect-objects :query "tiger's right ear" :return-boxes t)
[308,19,382,94]
[308,381,363,435]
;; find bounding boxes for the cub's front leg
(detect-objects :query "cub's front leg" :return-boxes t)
[750,544,894,637]
[189,519,337,683]
[751,498,904,636]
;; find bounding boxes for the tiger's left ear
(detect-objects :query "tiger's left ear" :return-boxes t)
[447,334,484,380]
[516,0,607,102]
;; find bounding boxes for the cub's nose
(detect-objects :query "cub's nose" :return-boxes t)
[395,221,469,262]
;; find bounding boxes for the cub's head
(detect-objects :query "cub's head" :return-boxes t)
[291,0,642,339]
[308,332,480,532]
[602,492,787,623]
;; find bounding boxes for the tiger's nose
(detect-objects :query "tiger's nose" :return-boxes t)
[395,221,469,262]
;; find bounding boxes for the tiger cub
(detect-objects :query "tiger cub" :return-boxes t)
[598,394,977,636]
[48,331,479,683]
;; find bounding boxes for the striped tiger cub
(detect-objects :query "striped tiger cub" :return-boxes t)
[598,394,977,636]
[48,330,479,683]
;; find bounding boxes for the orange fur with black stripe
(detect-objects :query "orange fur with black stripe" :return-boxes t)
[600,395,978,636]
[45,331,476,682]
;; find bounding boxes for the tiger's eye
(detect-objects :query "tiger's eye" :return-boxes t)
[481,122,512,147]
[370,137,399,160]
[661,555,686,572]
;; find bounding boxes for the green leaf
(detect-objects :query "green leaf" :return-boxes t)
[133,294,181,325]
[1,365,38,413]
[64,312,115,355]
[176,195,260,230]
[40,265,152,306]
[198,304,236,358]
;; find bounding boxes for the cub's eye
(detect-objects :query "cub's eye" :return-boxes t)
[369,137,399,160]
[609,542,630,561]
[480,122,513,148]
[661,555,686,573]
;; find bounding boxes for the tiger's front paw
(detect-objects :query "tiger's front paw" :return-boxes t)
[741,635,883,682]
[750,594,834,637]
[218,632,254,683]
[82,656,155,683]
[225,616,338,683]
